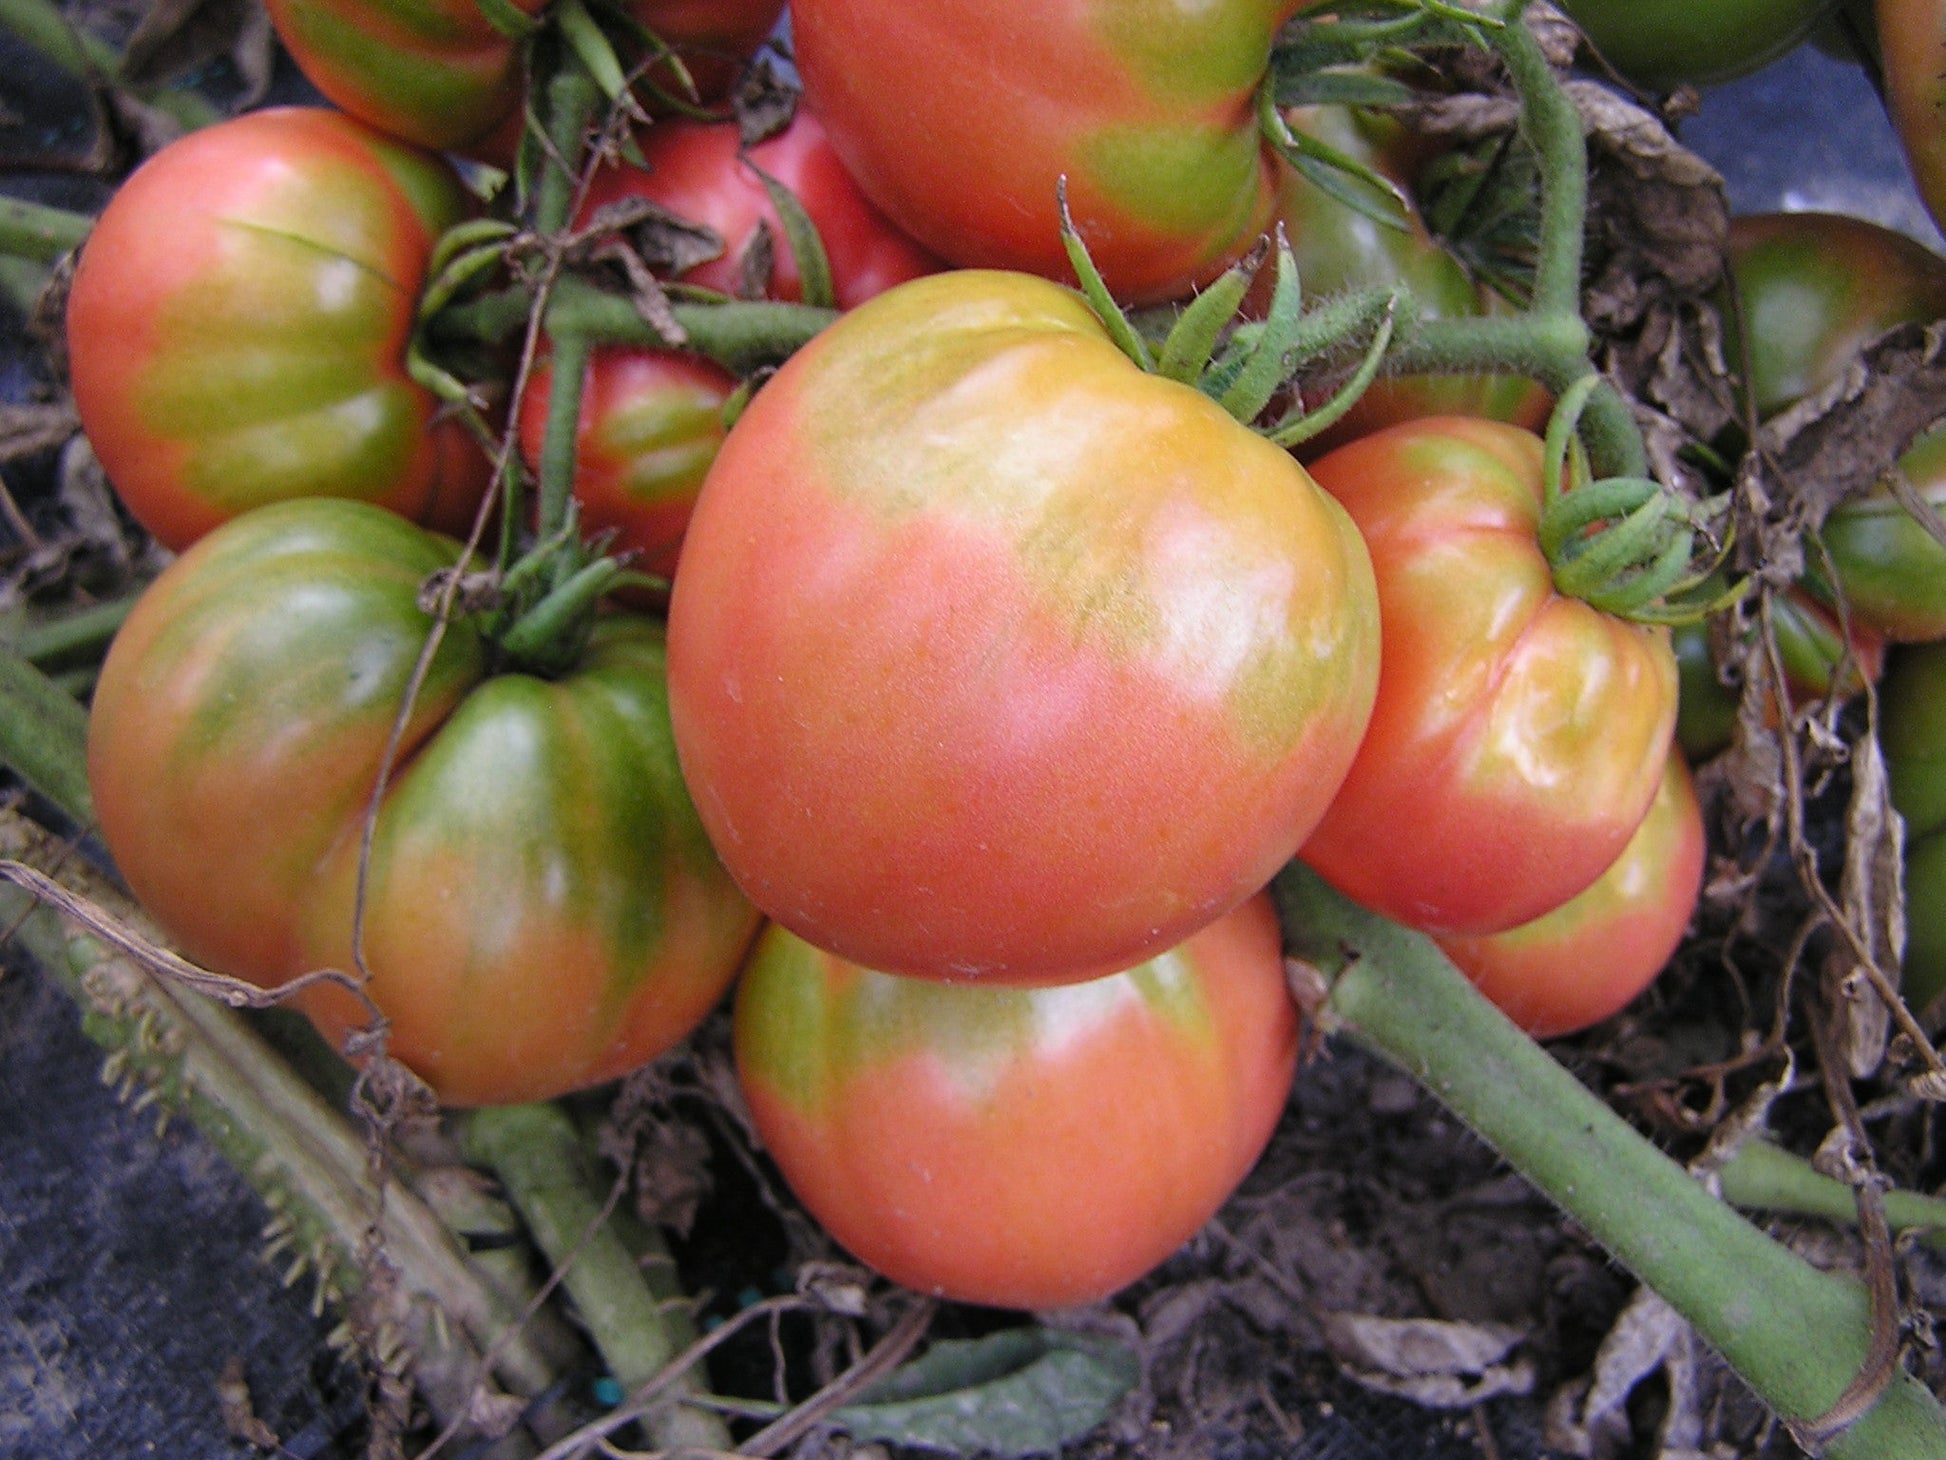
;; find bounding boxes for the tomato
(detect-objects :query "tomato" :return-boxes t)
[579,109,943,309]
[667,270,1380,984]
[262,0,544,156]
[1879,640,1946,1008]
[264,0,785,157]
[1673,590,1888,761]
[1881,0,1946,234]
[86,498,759,1106]
[734,894,1298,1309]
[65,108,490,553]
[1434,752,1705,1038]
[791,0,1303,304]
[521,111,939,585]
[1724,212,1946,642]
[519,348,733,585]
[1273,106,1550,455]
[1299,417,1679,936]
[1560,0,1838,89]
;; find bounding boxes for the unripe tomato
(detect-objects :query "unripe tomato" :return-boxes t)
[1435,752,1705,1038]
[88,499,759,1106]
[1881,0,1946,235]
[1561,0,1838,90]
[668,270,1380,983]
[66,108,490,551]
[734,895,1298,1309]
[1300,418,1679,937]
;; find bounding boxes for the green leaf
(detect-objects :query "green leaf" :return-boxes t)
[746,161,837,312]
[555,0,632,104]
[473,0,540,40]
[1275,69,1416,110]
[824,1329,1141,1458]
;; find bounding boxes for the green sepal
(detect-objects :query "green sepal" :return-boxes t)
[745,160,837,311]
[1259,88,1411,235]
[555,0,633,106]
[1154,241,1264,386]
[1266,294,1400,449]
[1217,229,1305,423]
[473,0,541,41]
[1058,177,1153,373]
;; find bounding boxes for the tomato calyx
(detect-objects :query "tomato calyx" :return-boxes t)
[1539,373,1739,623]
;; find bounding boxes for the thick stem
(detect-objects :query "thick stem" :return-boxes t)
[0,814,575,1419]
[0,647,95,825]
[459,1103,729,1453]
[432,279,835,376]
[8,592,138,670]
[1275,862,1946,1460]
[1490,2,1586,322]
[533,329,591,548]
[535,69,599,238]
[0,194,91,263]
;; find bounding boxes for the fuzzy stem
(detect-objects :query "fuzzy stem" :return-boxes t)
[1719,1140,1946,1251]
[533,329,591,549]
[1491,1,1585,321]
[1275,862,1946,1460]
[0,814,575,1419]
[7,592,139,670]
[459,1103,729,1453]
[432,279,835,376]
[0,194,91,263]
[0,647,95,825]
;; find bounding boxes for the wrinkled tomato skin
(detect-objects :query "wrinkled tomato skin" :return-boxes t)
[734,895,1297,1310]
[1299,418,1679,936]
[518,348,735,584]
[579,110,943,309]
[1724,212,1946,643]
[1881,0,1946,234]
[65,108,490,552]
[668,270,1380,983]
[1435,753,1705,1038]
[88,499,758,1107]
[1561,0,1837,89]
[792,0,1301,304]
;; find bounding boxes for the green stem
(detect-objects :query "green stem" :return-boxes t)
[6,592,139,670]
[432,280,835,376]
[0,194,91,263]
[535,69,600,238]
[0,816,575,1429]
[1489,1,1585,322]
[459,1103,730,1453]
[1275,862,1946,1460]
[495,555,619,673]
[0,0,219,133]
[534,329,592,547]
[0,647,95,824]
[1719,1140,1946,1251]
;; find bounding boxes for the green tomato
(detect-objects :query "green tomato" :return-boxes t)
[1561,0,1839,89]
[87,498,759,1106]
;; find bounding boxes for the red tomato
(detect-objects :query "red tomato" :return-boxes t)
[65,108,490,552]
[87,498,759,1106]
[668,270,1380,983]
[791,0,1303,304]
[1435,752,1705,1038]
[1881,0,1946,234]
[517,348,734,583]
[631,0,787,103]
[580,109,942,309]
[734,894,1298,1309]
[1299,417,1679,936]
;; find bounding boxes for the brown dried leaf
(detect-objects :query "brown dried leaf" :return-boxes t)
[734,50,799,149]
[216,1356,280,1451]
[576,196,725,280]
[1319,1311,1534,1408]
[0,404,78,462]
[1545,1285,1686,1458]
[1826,734,1903,1077]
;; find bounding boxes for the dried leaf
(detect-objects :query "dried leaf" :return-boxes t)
[733,50,799,148]
[0,404,78,462]
[216,1355,280,1451]
[576,196,725,280]
[1826,733,1903,1076]
[1546,1285,1687,1457]
[1319,1311,1534,1408]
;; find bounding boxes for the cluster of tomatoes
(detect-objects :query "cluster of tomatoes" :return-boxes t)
[56,0,1946,1311]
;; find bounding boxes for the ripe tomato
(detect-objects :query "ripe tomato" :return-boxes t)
[1561,0,1838,89]
[579,109,943,309]
[518,348,734,584]
[87,498,759,1106]
[1435,752,1705,1038]
[1724,212,1946,643]
[1299,417,1679,936]
[734,894,1298,1310]
[65,108,490,553]
[523,110,939,585]
[791,0,1303,304]
[1880,0,1946,234]
[668,270,1380,984]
